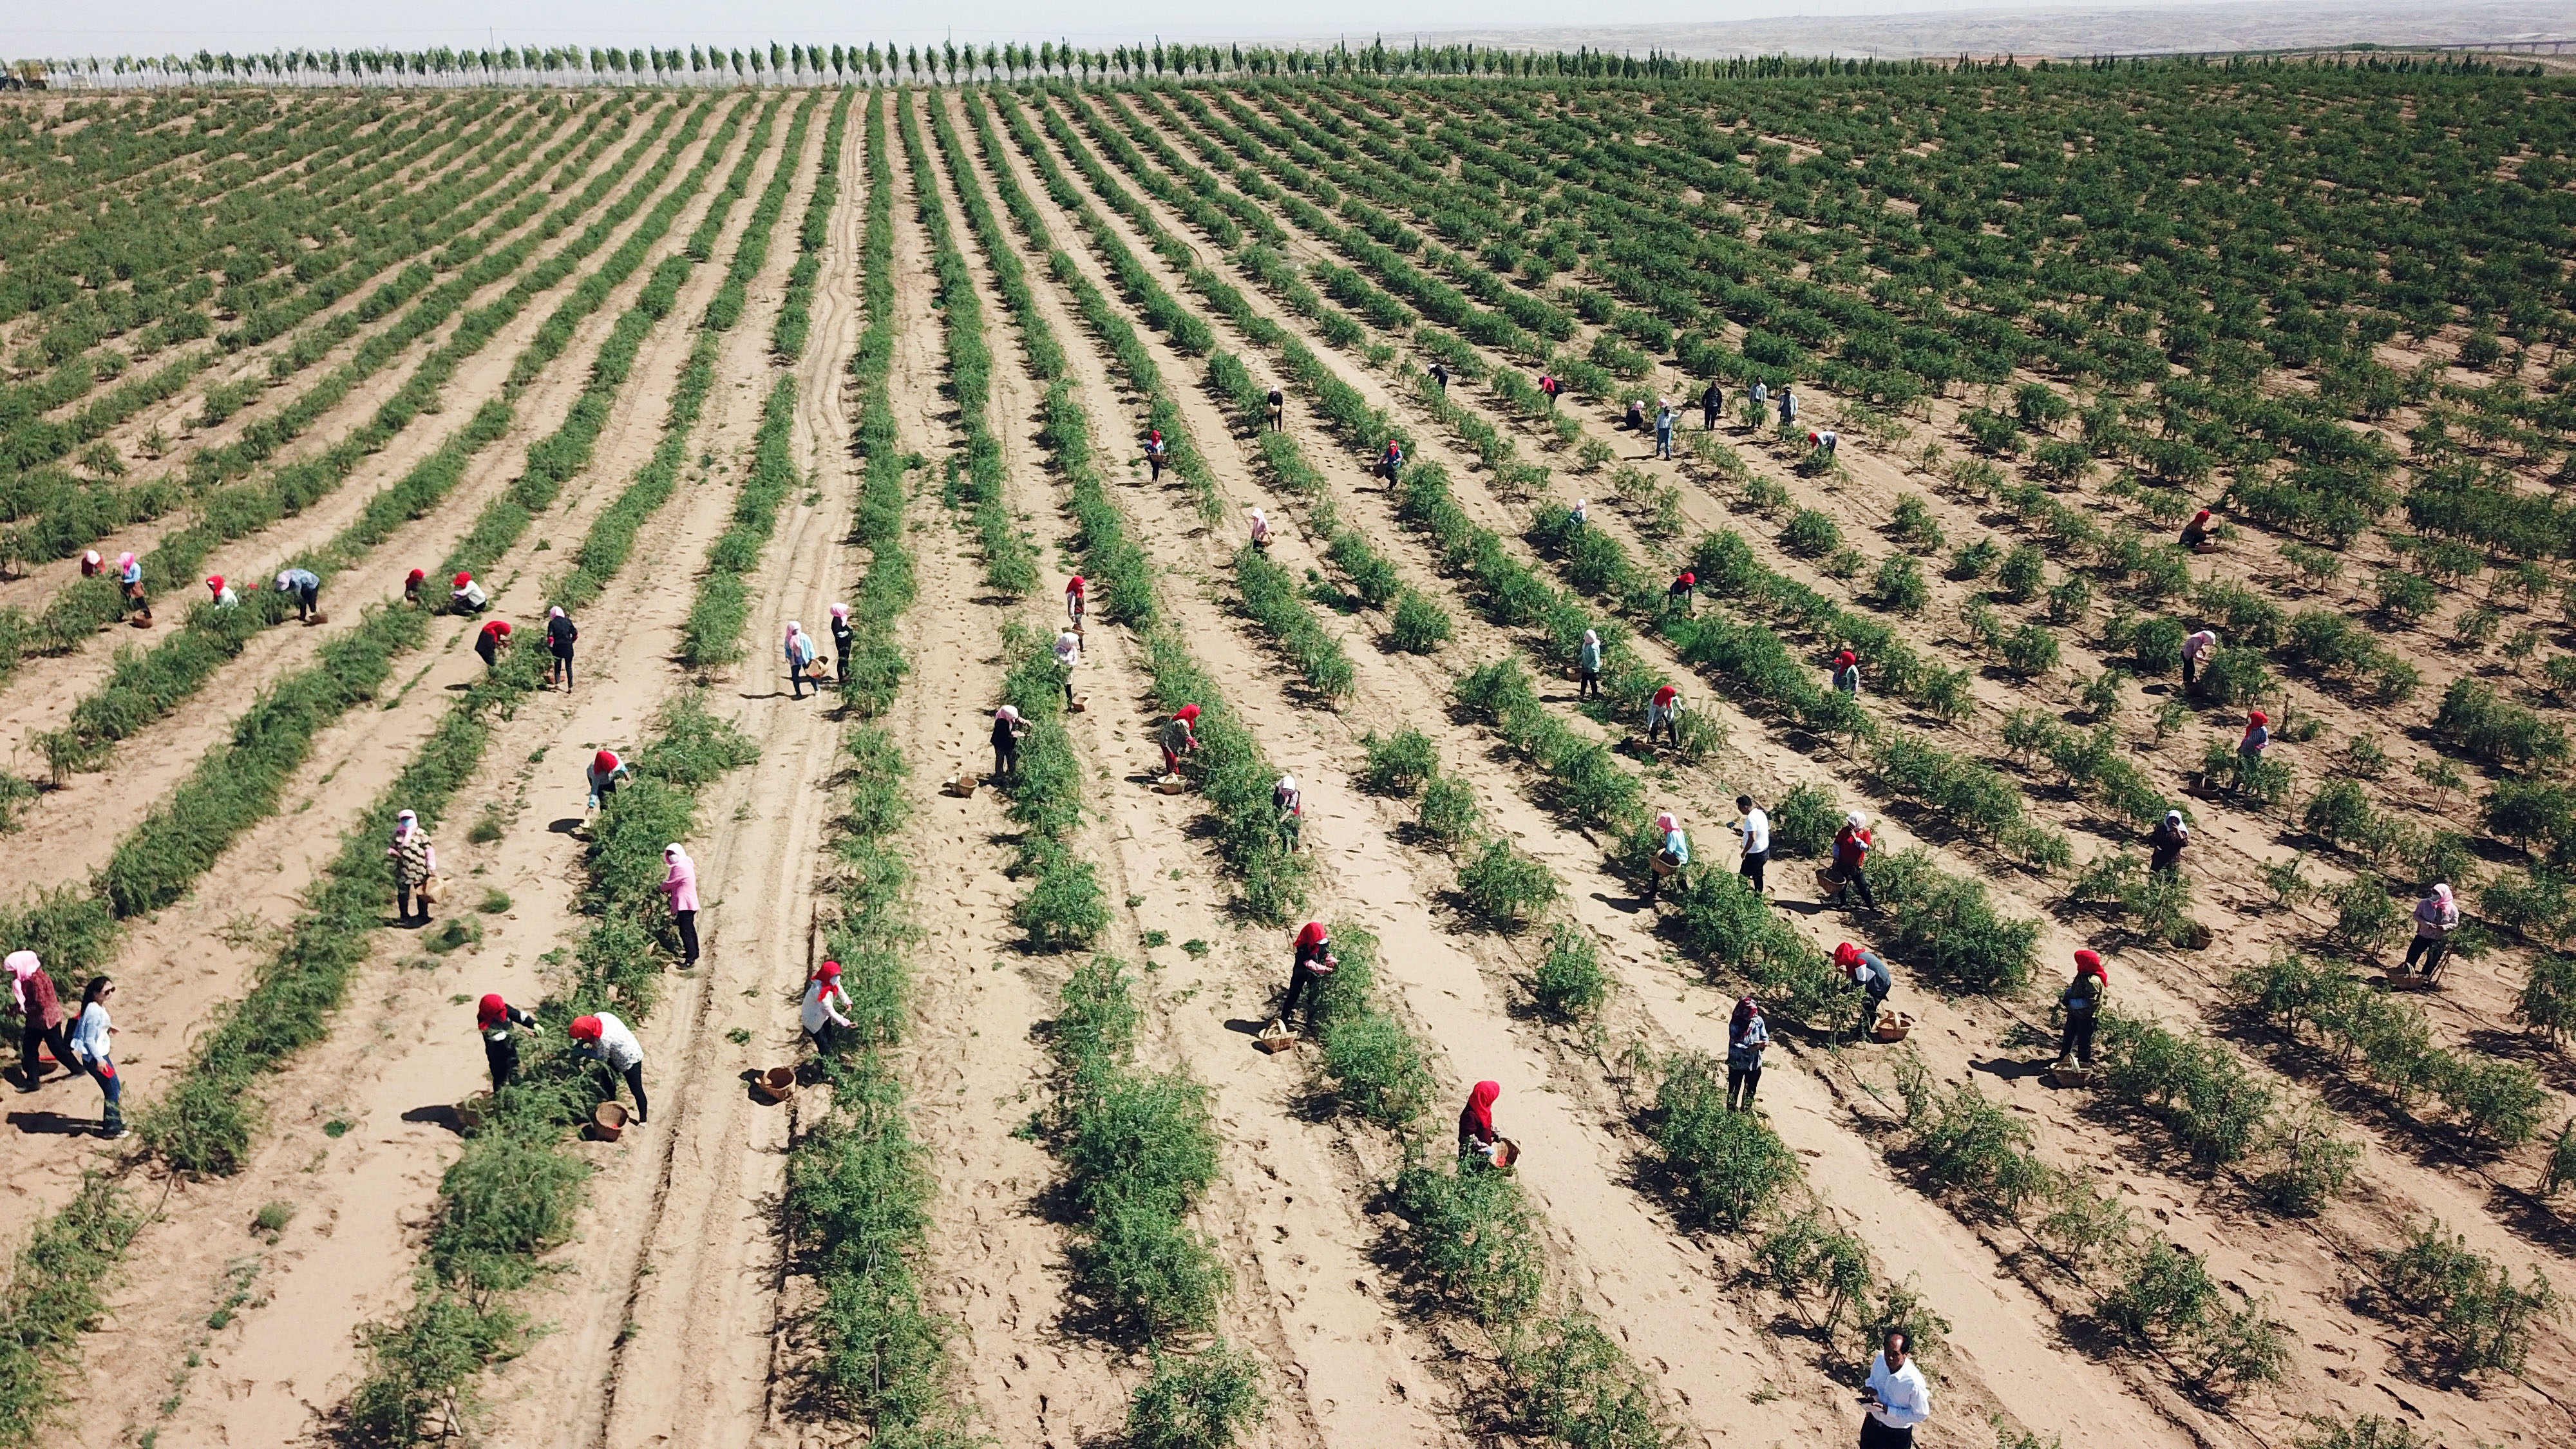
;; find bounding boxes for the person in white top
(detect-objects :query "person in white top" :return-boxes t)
[1860,1330,1931,1446]
[569,1012,647,1124]
[1733,793,1771,895]
[802,960,855,1053]
[1248,508,1273,549]
[1052,630,1081,707]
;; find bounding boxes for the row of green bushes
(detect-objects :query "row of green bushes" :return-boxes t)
[347,696,759,1441]
[838,90,920,719]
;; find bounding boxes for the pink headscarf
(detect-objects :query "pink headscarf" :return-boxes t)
[6,951,39,1014]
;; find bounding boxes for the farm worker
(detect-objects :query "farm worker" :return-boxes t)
[542,607,578,691]
[782,621,817,699]
[1836,942,1895,1040]
[389,809,437,924]
[1053,629,1081,707]
[1144,429,1168,482]
[1777,386,1797,425]
[68,976,124,1139]
[1861,1329,1932,1447]
[1832,649,1862,697]
[450,571,488,614]
[2180,508,2215,550]
[1458,1079,1501,1166]
[1428,360,1448,393]
[1828,812,1878,910]
[1645,810,1689,903]
[2181,629,2217,691]
[2405,884,2459,983]
[405,567,427,605]
[475,994,543,1094]
[475,618,511,670]
[80,549,102,577]
[2059,950,2106,1068]
[1159,705,1200,777]
[1065,574,1087,623]
[1727,996,1769,1110]
[2234,710,2271,793]
[586,749,632,811]
[1814,428,1839,457]
[1539,373,1560,410]
[1734,794,1770,894]
[1666,569,1696,615]
[568,1013,647,1125]
[828,603,852,687]
[1379,440,1403,484]
[1275,922,1337,1032]
[1265,386,1284,430]
[1577,629,1604,700]
[275,567,321,621]
[118,552,149,623]
[658,844,700,967]
[1701,381,1723,430]
[8,951,76,1092]
[1274,773,1303,853]
[802,961,854,1054]
[1750,381,1768,410]
[207,575,238,609]
[2147,811,2189,874]
[1646,684,1684,748]
[992,705,1027,781]
[1624,397,1647,432]
[1654,401,1675,459]
[1567,497,1587,533]
[1249,508,1273,550]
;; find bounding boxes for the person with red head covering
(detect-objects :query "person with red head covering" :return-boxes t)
[475,993,543,1093]
[1646,684,1685,748]
[1666,569,1696,616]
[1065,574,1087,624]
[207,575,239,609]
[1159,705,1200,778]
[1379,439,1404,484]
[802,960,854,1053]
[2180,508,2215,550]
[1458,1080,1502,1165]
[2234,710,2271,795]
[405,568,428,605]
[475,618,512,670]
[1828,811,1877,911]
[450,571,488,614]
[2059,950,2107,1068]
[569,1012,646,1124]
[1832,648,1862,698]
[1727,996,1769,1110]
[1275,922,1336,1032]
[1145,428,1168,482]
[585,749,632,813]
[1836,941,1895,1040]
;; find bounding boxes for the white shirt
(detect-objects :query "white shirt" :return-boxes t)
[802,980,853,1033]
[582,1012,643,1071]
[71,1001,112,1065]
[1865,1352,1930,1430]
[454,580,488,608]
[1739,808,1770,856]
[1054,635,1081,669]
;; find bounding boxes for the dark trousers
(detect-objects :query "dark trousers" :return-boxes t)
[475,638,498,669]
[1740,850,1768,894]
[790,661,809,698]
[1579,668,1601,699]
[1859,1416,1914,1449]
[808,1021,840,1056]
[486,1036,520,1094]
[2404,935,2449,978]
[397,880,430,923]
[18,1018,76,1085]
[1148,456,1162,481]
[2150,846,2182,873]
[1278,965,1326,1029]
[2060,1011,2098,1066]
[674,910,699,965]
[293,583,319,619]
[615,1063,648,1123]
[551,650,574,689]
[1649,712,1680,746]
[1728,1065,1761,1110]
[995,741,1019,781]
[1857,982,1891,1037]
[2182,654,2201,690]
[1703,406,1718,430]
[1831,865,1877,909]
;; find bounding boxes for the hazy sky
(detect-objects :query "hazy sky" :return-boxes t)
[6,0,2255,58]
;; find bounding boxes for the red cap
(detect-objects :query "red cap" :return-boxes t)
[453,571,472,588]
[1296,922,1329,949]
[569,1015,603,1042]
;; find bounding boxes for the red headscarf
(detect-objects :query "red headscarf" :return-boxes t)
[1834,650,1858,670]
[1463,1081,1499,1139]
[207,575,225,596]
[1679,572,1696,587]
[593,749,620,774]
[1176,705,1200,723]
[1067,575,1084,594]
[814,960,843,984]
[1729,995,1761,1042]
[477,993,509,1029]
[1653,685,1678,708]
[453,571,472,589]
[481,620,511,640]
[408,568,426,584]
[1295,922,1329,951]
[2192,509,2211,526]
[2074,948,2106,982]
[569,1015,603,1043]
[1835,942,1862,970]
[2247,710,2269,727]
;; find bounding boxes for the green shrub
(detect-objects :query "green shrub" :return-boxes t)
[1949,538,2001,580]
[1327,529,1401,608]
[1458,838,1560,927]
[1128,1342,1267,1449]
[2289,1416,2436,1449]
[2045,574,2094,625]
[2098,1013,2277,1168]
[2374,569,2438,621]
[2367,1220,2559,1378]
[1392,1159,1546,1325]
[1361,728,1439,796]
[2002,623,2060,678]
[1870,554,1929,616]
[2129,616,2187,675]
[1648,1052,1799,1232]
[1871,849,2040,994]
[2518,955,2576,1043]
[2253,1104,2362,1214]
[1995,544,2045,602]
[1781,508,1842,557]
[1012,838,1110,951]
[1499,1312,1668,1449]
[1388,589,1452,654]
[1758,1206,1875,1336]
[2543,1122,2576,1198]
[1417,775,1482,849]
[1913,1082,2054,1220]
[2199,646,2272,705]
[2329,875,2403,959]
[1532,923,1608,1022]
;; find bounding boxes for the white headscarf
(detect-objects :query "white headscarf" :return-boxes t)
[1573,497,1586,515]
[1583,629,1600,648]
[274,572,294,591]
[1054,631,1080,665]
[393,808,418,839]
[1844,811,1868,830]
[2164,810,2185,832]
[549,605,565,620]
[995,705,1021,724]
[664,843,690,867]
